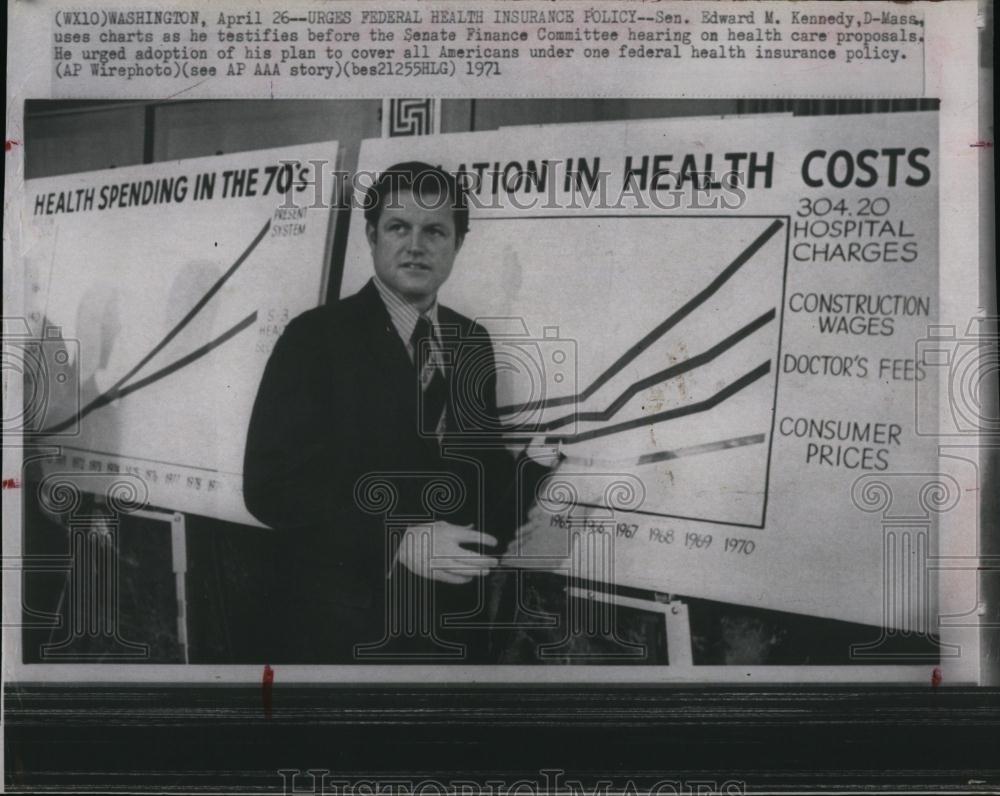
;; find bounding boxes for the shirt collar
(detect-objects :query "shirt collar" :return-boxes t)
[372,274,439,345]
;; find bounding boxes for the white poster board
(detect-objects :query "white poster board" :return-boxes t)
[342,114,939,631]
[23,142,338,525]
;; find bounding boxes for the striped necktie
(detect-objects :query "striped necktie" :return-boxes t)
[411,315,448,439]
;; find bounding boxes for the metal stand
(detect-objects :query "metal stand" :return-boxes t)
[130,508,189,664]
[566,586,693,666]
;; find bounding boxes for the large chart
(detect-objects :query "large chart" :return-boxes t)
[343,114,940,630]
[24,143,338,525]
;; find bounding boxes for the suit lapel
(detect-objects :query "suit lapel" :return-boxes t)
[437,307,471,436]
[350,280,440,453]
[354,279,414,370]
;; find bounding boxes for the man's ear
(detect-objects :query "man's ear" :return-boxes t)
[365,222,377,249]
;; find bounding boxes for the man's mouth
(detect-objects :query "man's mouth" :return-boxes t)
[400,262,431,271]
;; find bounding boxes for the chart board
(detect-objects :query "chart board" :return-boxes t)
[342,114,939,631]
[24,143,338,525]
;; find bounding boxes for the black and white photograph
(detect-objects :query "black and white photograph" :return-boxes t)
[3,0,996,791]
[10,96,963,675]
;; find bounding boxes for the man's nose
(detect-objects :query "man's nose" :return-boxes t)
[406,229,427,253]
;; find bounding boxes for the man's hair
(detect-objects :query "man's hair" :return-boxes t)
[363,161,470,240]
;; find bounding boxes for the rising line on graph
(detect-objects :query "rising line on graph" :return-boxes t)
[515,308,775,433]
[112,312,258,402]
[40,220,270,434]
[497,218,784,416]
[560,432,766,468]
[42,312,258,433]
[546,360,771,445]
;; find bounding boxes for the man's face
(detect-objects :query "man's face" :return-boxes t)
[367,187,462,308]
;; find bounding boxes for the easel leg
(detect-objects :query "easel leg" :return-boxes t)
[663,598,693,667]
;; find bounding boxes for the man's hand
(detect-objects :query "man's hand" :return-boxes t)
[396,522,499,584]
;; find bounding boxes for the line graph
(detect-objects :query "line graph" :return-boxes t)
[24,141,339,527]
[497,218,783,416]
[40,220,270,434]
[546,360,771,445]
[518,308,776,434]
[561,433,766,468]
[97,311,257,405]
[466,214,791,529]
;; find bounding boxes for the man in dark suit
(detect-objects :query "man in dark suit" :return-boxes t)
[244,162,540,663]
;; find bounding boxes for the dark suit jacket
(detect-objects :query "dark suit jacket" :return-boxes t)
[243,278,531,663]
